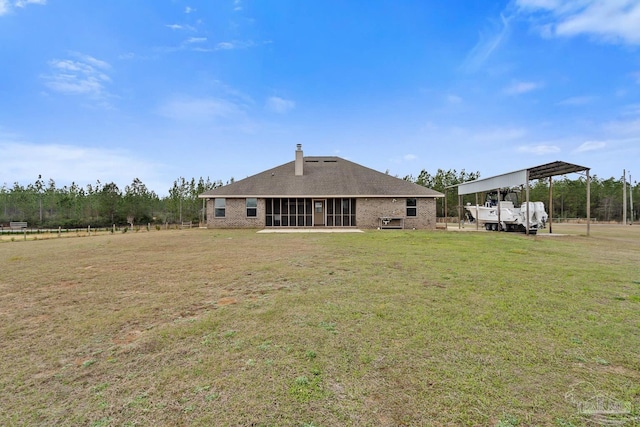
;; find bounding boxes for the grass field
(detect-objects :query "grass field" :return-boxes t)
[1,225,639,426]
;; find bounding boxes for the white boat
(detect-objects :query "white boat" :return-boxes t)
[464,191,547,233]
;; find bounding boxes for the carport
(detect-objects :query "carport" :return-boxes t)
[446,161,591,235]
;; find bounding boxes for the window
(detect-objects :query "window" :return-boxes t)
[214,198,226,217]
[406,198,417,217]
[246,198,257,217]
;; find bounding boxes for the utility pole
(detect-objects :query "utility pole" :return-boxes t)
[623,169,627,225]
[36,174,44,225]
[630,172,634,225]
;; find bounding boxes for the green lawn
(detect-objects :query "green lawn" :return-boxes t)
[1,226,639,426]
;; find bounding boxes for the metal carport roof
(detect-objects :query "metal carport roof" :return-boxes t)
[447,160,591,235]
[453,161,589,195]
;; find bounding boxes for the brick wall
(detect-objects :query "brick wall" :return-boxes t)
[206,197,438,230]
[356,197,437,230]
[205,198,266,228]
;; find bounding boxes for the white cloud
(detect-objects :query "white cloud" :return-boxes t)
[157,97,245,122]
[605,117,640,135]
[184,6,195,14]
[15,0,46,7]
[575,140,606,152]
[504,81,544,95]
[266,96,295,114]
[185,37,207,44]
[1,0,46,15]
[557,95,595,106]
[516,0,640,45]
[446,94,463,104]
[0,140,164,192]
[215,42,235,50]
[404,154,418,161]
[158,38,267,54]
[233,0,242,11]
[166,23,196,31]
[158,37,271,54]
[156,39,213,53]
[42,54,112,101]
[215,40,263,50]
[81,55,110,70]
[461,13,513,72]
[517,144,561,154]
[517,0,560,8]
[0,0,10,15]
[621,103,640,116]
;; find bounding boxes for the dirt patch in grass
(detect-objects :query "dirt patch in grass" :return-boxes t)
[1,227,639,425]
[216,296,238,306]
[112,330,143,345]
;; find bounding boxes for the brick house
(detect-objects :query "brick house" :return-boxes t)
[199,145,443,230]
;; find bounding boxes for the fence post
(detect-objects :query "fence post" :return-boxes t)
[58,226,61,237]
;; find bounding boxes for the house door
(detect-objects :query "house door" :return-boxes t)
[314,200,325,226]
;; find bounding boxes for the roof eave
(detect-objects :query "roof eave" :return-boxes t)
[199,193,444,198]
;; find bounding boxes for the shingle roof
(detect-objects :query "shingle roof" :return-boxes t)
[199,156,444,198]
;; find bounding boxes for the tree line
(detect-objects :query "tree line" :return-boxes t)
[0,176,222,228]
[1,170,638,227]
[403,169,639,223]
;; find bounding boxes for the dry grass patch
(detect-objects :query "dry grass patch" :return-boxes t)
[1,226,639,426]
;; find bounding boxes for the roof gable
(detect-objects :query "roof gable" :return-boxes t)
[200,156,443,198]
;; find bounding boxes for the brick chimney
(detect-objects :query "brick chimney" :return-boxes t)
[295,144,303,176]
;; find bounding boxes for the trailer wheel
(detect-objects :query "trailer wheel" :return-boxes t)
[485,224,492,231]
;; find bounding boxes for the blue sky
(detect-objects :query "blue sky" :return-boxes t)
[1,0,639,195]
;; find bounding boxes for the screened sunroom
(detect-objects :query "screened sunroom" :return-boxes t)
[265,198,357,227]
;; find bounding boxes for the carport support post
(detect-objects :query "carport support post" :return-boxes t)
[549,176,553,234]
[475,193,479,231]
[458,194,462,229]
[496,188,501,230]
[630,172,634,225]
[587,169,591,236]
[526,170,530,235]
[623,169,627,225]
[444,189,448,230]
